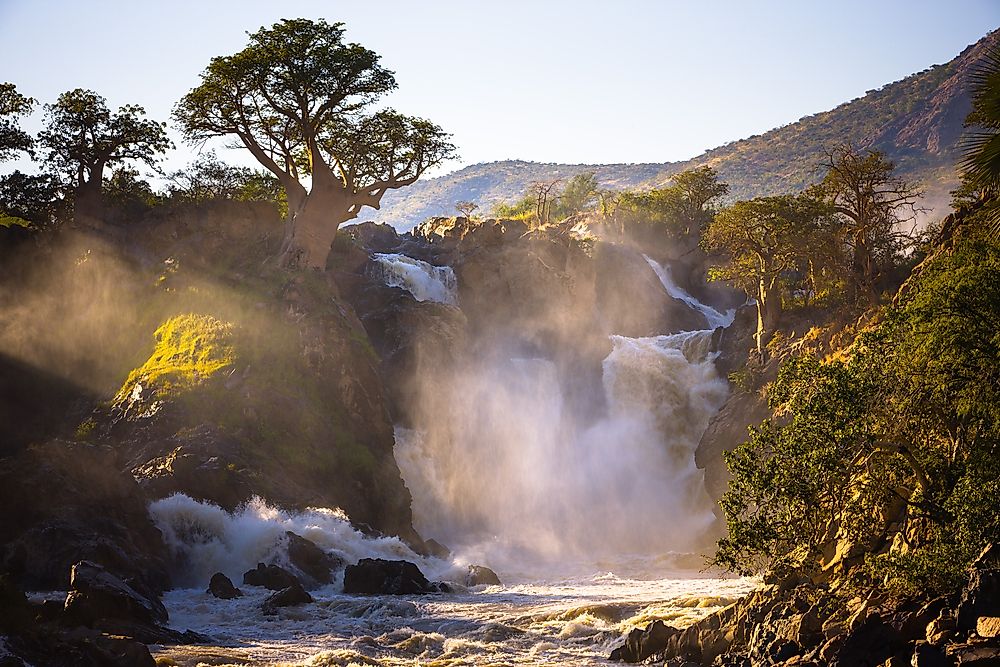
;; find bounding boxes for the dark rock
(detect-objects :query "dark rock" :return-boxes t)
[828,614,904,667]
[63,561,167,626]
[242,562,299,591]
[261,582,313,615]
[466,565,501,587]
[958,547,1000,632]
[343,558,436,595]
[610,620,681,662]
[913,641,953,667]
[207,572,242,599]
[423,538,452,560]
[14,626,156,666]
[949,641,1000,665]
[0,440,170,593]
[285,531,344,586]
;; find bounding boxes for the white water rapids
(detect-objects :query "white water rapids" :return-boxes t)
[147,252,755,665]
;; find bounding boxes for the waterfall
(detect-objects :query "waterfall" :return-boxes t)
[643,255,734,330]
[394,328,729,575]
[371,253,459,305]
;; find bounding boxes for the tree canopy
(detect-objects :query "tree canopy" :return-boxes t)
[0,83,35,161]
[174,18,455,268]
[716,221,1000,596]
[38,88,171,223]
[703,193,834,352]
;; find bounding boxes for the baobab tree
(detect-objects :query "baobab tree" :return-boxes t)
[174,19,456,269]
[38,88,171,226]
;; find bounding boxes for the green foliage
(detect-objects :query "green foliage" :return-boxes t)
[492,192,536,221]
[612,166,728,240]
[703,193,837,351]
[961,40,1000,195]
[38,88,172,189]
[115,314,236,403]
[103,166,162,213]
[165,152,286,215]
[0,82,35,161]
[0,171,64,228]
[716,230,1000,597]
[554,172,599,218]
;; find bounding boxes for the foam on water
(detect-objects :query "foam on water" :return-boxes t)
[156,571,755,666]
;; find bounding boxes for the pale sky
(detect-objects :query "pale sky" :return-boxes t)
[1,0,997,178]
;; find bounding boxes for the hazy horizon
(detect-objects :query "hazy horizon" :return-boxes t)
[1,0,997,180]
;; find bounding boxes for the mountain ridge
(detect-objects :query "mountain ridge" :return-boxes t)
[360,30,998,231]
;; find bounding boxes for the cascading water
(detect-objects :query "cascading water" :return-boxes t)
[146,250,754,666]
[644,254,735,330]
[371,253,458,305]
[394,331,729,577]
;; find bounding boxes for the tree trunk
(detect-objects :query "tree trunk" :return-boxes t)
[280,179,351,269]
[755,279,781,355]
[74,175,105,230]
[852,231,877,305]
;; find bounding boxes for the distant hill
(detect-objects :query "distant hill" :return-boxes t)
[360,30,997,231]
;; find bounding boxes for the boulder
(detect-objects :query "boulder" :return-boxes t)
[63,561,168,626]
[610,620,680,662]
[977,617,1000,639]
[466,565,502,587]
[422,538,452,560]
[285,532,344,586]
[242,563,299,591]
[343,558,436,595]
[912,642,952,667]
[207,572,242,599]
[261,582,313,615]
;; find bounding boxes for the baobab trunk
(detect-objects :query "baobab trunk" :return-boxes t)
[280,182,352,269]
[755,279,781,355]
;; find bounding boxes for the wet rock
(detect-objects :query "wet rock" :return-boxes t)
[466,565,501,587]
[285,531,344,586]
[63,560,168,626]
[243,562,300,591]
[422,538,451,560]
[207,572,242,599]
[261,582,313,615]
[610,620,681,663]
[343,558,436,595]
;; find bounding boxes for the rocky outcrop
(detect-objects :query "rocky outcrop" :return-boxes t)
[0,440,169,593]
[285,531,345,587]
[63,560,168,627]
[207,572,242,599]
[594,243,706,335]
[343,558,441,595]
[242,563,300,591]
[615,547,1000,666]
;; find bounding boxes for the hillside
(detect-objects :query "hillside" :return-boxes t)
[361,30,997,231]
